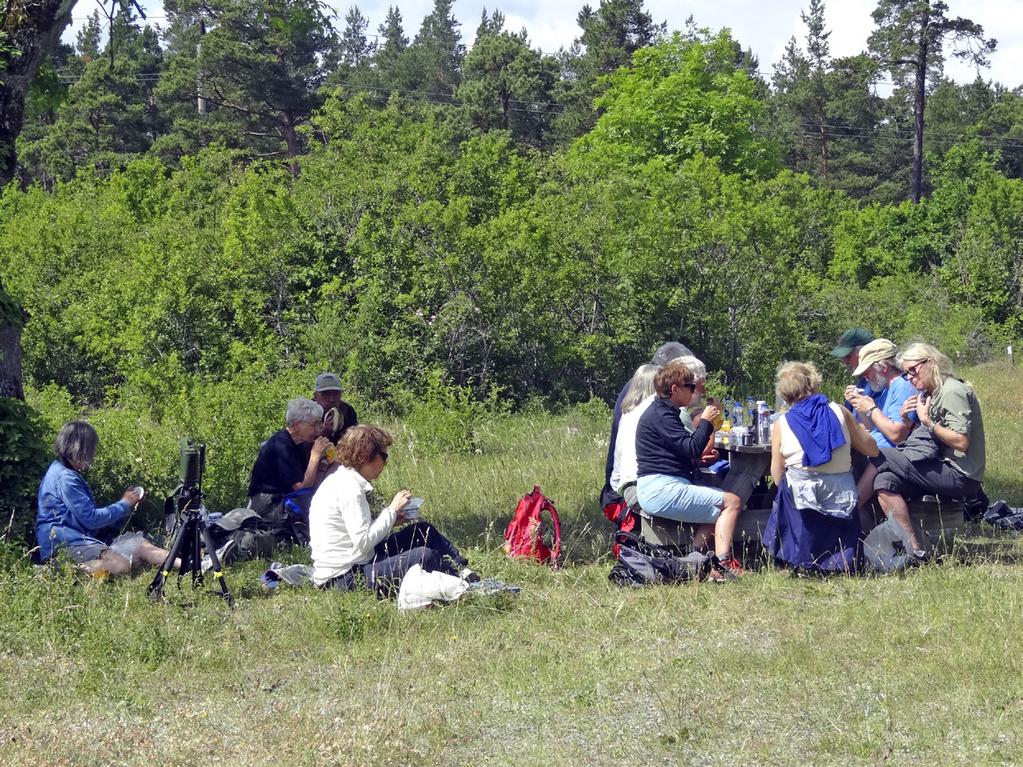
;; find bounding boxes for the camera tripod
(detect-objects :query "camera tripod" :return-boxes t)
[147,482,234,606]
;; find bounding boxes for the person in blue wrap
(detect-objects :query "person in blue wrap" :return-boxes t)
[36,421,176,577]
[765,362,878,573]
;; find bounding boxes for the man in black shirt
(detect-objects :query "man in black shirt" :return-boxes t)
[248,398,332,527]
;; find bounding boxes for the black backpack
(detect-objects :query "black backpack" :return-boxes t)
[608,531,710,587]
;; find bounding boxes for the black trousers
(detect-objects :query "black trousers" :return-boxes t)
[324,522,468,597]
[871,448,980,499]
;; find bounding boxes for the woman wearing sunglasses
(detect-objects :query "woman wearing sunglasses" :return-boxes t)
[870,343,986,558]
[309,425,474,593]
[635,361,744,580]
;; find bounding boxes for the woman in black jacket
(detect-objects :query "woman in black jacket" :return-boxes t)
[635,362,744,581]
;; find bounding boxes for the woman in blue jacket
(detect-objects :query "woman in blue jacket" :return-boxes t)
[36,421,174,576]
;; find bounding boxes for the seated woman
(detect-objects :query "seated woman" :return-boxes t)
[635,361,744,581]
[36,421,176,577]
[765,362,879,573]
[870,343,985,558]
[309,425,474,595]
[610,363,661,510]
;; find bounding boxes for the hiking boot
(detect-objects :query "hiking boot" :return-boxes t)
[201,539,237,576]
[709,554,744,583]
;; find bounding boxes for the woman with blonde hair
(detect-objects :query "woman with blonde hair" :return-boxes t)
[870,343,986,558]
[309,425,474,593]
[765,362,878,573]
[611,364,661,510]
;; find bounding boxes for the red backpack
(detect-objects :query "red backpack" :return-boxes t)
[603,500,638,560]
[504,485,561,567]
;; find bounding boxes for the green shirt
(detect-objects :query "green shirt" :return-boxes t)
[929,377,985,481]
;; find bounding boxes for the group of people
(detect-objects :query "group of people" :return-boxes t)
[33,331,988,587]
[35,372,477,596]
[604,330,987,575]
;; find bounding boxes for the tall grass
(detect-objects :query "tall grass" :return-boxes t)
[1,365,1022,766]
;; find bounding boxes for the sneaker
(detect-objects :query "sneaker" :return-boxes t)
[708,555,744,583]
[459,567,481,584]
[201,539,237,576]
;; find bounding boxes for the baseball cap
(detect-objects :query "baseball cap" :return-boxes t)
[830,328,874,358]
[314,372,342,392]
[853,338,898,376]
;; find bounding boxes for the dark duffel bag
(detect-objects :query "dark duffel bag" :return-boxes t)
[609,531,710,587]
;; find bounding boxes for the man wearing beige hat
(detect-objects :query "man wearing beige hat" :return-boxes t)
[844,338,918,450]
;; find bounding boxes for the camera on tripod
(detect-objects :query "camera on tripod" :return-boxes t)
[149,437,233,605]
[179,438,206,489]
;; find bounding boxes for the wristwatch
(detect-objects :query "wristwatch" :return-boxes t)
[865,406,877,418]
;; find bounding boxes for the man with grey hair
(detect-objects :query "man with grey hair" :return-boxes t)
[601,341,693,509]
[248,398,332,520]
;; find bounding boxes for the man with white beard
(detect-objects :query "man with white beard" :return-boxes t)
[844,339,917,449]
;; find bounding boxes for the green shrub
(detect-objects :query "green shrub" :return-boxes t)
[393,369,510,455]
[0,398,49,547]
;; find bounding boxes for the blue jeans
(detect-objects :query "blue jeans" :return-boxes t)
[636,474,725,523]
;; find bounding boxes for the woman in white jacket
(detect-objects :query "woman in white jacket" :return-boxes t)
[309,425,472,594]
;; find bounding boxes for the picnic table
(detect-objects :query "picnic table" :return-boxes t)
[640,440,776,549]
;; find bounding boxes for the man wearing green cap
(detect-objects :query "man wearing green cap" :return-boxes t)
[830,328,875,376]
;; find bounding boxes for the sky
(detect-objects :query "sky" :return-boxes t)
[66,0,1022,89]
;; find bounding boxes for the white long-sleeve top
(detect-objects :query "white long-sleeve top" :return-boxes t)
[611,394,655,493]
[309,465,397,586]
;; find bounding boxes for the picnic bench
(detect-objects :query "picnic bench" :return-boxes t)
[638,439,969,555]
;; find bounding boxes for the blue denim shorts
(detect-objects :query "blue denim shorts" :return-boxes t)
[637,474,725,523]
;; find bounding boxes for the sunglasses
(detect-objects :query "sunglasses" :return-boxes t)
[378,449,389,463]
[903,359,929,378]
[676,382,698,392]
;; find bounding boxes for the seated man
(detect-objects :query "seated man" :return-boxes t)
[635,362,744,581]
[313,372,359,443]
[248,398,331,536]
[843,339,917,507]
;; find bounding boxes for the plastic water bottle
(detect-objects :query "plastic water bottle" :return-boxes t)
[756,401,770,444]
[732,400,745,429]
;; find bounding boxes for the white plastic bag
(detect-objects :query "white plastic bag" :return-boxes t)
[396,564,468,611]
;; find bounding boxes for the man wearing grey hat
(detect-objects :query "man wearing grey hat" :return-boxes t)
[844,338,919,509]
[313,372,359,443]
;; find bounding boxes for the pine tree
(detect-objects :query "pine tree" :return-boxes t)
[555,0,665,140]
[868,0,996,202]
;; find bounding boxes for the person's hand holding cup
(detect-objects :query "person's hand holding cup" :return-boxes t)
[389,489,413,525]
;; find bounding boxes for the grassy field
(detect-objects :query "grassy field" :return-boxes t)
[2,365,1023,766]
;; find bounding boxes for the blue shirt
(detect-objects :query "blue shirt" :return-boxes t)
[866,375,919,448]
[36,460,131,561]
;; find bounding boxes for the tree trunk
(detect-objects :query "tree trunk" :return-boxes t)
[0,0,77,187]
[282,113,300,178]
[0,279,26,400]
[911,5,929,204]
